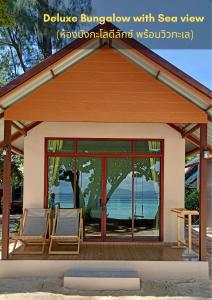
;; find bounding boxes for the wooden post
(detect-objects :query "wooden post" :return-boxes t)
[199,123,207,261]
[177,214,181,247]
[1,120,11,260]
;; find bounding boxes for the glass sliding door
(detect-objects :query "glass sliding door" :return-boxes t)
[134,158,160,237]
[106,158,133,238]
[48,157,75,208]
[76,157,102,238]
[46,138,163,241]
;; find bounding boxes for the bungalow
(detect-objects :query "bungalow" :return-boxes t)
[0,23,211,280]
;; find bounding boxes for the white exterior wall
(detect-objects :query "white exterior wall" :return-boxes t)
[0,260,209,280]
[24,122,185,242]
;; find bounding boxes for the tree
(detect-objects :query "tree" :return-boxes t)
[0,0,15,27]
[0,0,92,86]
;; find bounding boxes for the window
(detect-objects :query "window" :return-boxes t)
[77,140,131,153]
[135,141,161,154]
[48,139,74,152]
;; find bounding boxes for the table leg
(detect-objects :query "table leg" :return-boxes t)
[188,214,192,255]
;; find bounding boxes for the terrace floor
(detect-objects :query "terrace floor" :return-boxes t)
[9,242,199,261]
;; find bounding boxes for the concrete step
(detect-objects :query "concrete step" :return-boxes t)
[64,269,141,290]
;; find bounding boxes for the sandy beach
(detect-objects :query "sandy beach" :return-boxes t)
[0,277,211,300]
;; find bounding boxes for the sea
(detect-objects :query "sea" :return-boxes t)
[53,189,159,220]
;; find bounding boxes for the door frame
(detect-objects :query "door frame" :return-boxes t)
[44,137,164,242]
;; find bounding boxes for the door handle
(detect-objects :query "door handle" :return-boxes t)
[102,204,106,210]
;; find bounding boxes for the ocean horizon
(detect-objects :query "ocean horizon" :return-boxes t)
[53,190,159,220]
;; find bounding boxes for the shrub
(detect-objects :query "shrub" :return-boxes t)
[185,189,199,211]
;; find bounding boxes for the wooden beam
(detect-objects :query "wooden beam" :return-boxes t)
[186,135,202,148]
[182,124,191,131]
[26,121,42,131]
[167,124,200,147]
[11,121,26,136]
[167,123,183,134]
[0,131,21,148]
[2,120,11,260]
[182,124,200,138]
[0,121,42,148]
[185,147,200,157]
[11,145,24,156]
[167,124,212,151]
[199,123,207,261]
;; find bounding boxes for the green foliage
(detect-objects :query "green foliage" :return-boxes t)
[0,0,15,27]
[185,189,199,211]
[0,151,23,187]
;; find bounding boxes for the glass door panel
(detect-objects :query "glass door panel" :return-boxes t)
[76,157,102,238]
[48,157,74,208]
[134,158,160,237]
[106,158,132,238]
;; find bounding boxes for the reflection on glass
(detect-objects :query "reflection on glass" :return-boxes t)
[77,140,131,153]
[136,141,161,154]
[46,139,162,240]
[134,158,160,237]
[76,158,102,237]
[106,158,132,238]
[48,157,74,208]
[48,139,74,152]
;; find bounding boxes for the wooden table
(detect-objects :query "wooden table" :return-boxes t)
[171,208,199,256]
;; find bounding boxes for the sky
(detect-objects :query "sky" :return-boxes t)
[92,0,212,89]
[155,49,212,89]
